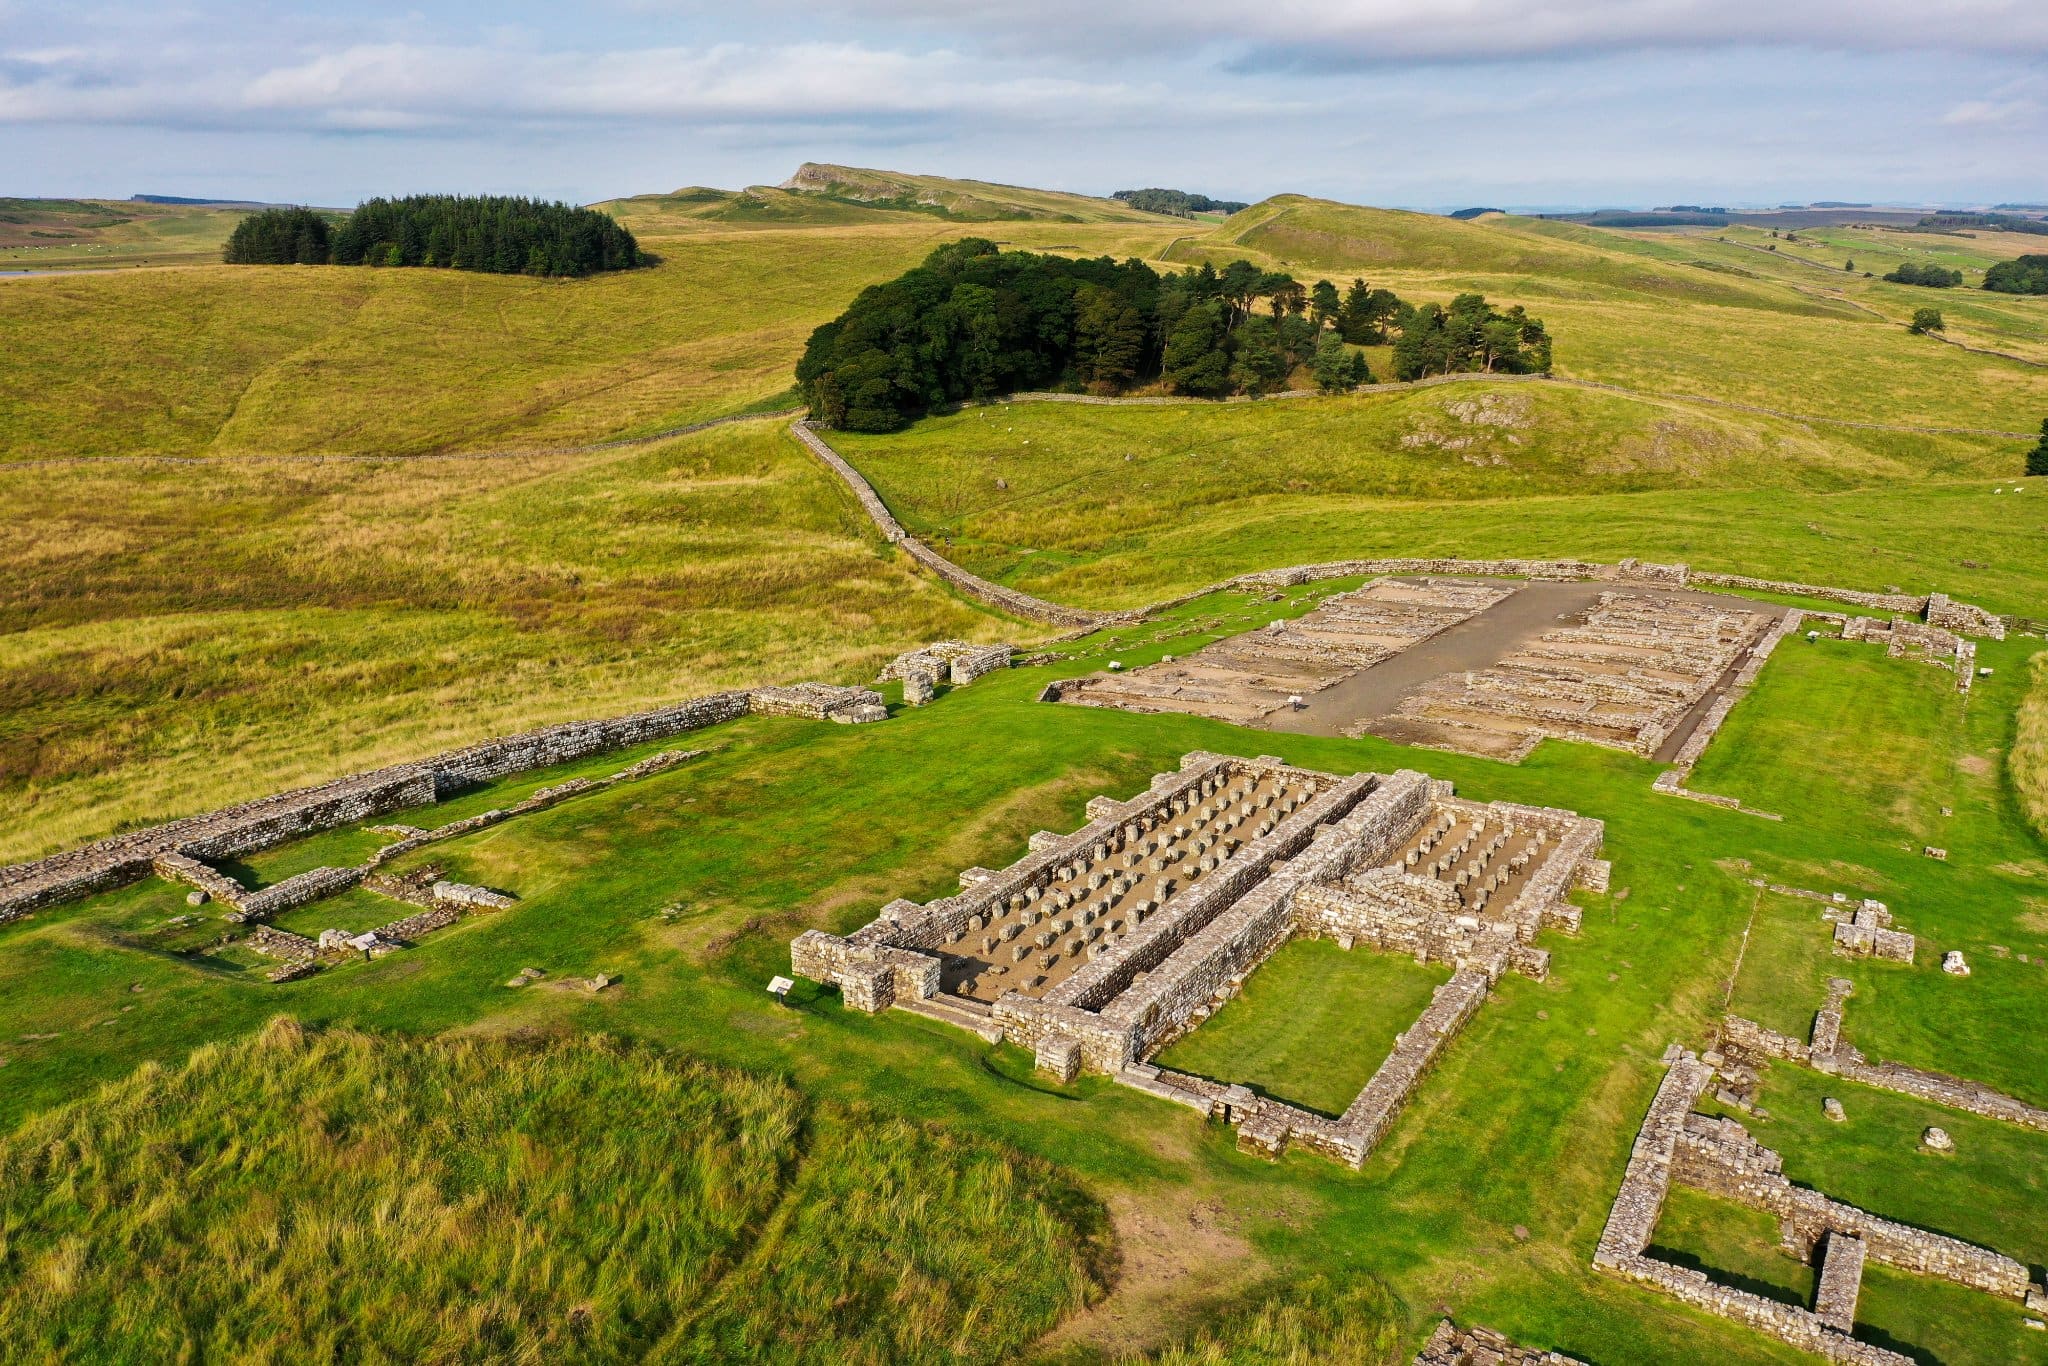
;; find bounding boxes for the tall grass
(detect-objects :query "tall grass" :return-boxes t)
[665,1106,1114,1363]
[2016,650,2048,840]
[0,1020,1112,1363]
[1123,1274,1401,1365]
[0,1020,800,1359]
[0,420,1006,862]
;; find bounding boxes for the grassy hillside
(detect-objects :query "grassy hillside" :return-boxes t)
[0,419,1004,861]
[775,162,1160,223]
[830,385,2043,610]
[5,600,2043,1363]
[599,164,1161,232]
[0,197,256,271]
[0,218,1185,462]
[0,1021,1110,1363]
[1166,198,2048,434]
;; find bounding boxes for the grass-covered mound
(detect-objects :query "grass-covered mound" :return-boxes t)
[0,1020,1111,1363]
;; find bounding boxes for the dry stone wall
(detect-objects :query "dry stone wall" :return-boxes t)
[1675,1111,2030,1298]
[879,640,1013,686]
[1413,1318,1587,1365]
[789,420,1102,627]
[1595,1046,2041,1364]
[1,687,864,929]
[1721,976,2048,1133]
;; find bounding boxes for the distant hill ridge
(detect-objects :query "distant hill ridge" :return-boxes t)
[598,163,1161,228]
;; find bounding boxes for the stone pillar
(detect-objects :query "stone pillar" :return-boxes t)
[1035,1034,1081,1082]
[902,666,937,706]
[841,962,896,1014]
[1814,1232,1866,1332]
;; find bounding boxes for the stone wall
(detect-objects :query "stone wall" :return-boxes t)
[228,866,367,923]
[1925,592,2007,641]
[0,684,855,929]
[1723,978,2048,1133]
[1413,1319,1587,1365]
[1089,772,1422,1046]
[1813,1233,1866,1331]
[1595,1046,2040,1364]
[879,641,1013,686]
[790,420,1102,627]
[1674,1111,2031,1298]
[1592,1051,1914,1365]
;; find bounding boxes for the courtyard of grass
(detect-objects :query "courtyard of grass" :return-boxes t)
[1153,937,1449,1116]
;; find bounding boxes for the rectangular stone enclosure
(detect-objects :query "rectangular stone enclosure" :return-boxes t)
[792,752,1607,1168]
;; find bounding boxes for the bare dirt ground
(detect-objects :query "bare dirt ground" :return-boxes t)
[1032,1186,1265,1358]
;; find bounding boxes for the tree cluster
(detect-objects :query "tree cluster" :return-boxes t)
[795,239,1550,431]
[223,195,642,277]
[221,207,334,265]
[1984,255,2048,295]
[1112,189,1250,217]
[2029,419,2048,478]
[1882,261,1963,288]
[1917,213,2048,237]
[1391,295,1552,382]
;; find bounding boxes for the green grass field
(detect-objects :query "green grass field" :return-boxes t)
[4,580,2041,1362]
[2018,652,2048,839]
[0,1020,1111,1364]
[4,176,2047,1363]
[1154,937,1449,1116]
[0,197,256,271]
[0,418,1009,862]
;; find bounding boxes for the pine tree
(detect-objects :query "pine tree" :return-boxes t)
[2028,419,2048,477]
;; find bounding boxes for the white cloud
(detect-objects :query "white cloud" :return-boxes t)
[726,0,2048,62]
[1,36,1199,131]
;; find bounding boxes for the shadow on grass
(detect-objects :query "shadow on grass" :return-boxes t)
[1644,1242,1811,1308]
[1853,1323,1941,1365]
[978,1044,1084,1102]
[1150,1065,1344,1120]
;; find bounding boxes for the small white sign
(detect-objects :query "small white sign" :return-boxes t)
[767,975,795,998]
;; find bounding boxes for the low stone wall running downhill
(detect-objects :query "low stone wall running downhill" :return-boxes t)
[788,421,1102,628]
[1,687,877,929]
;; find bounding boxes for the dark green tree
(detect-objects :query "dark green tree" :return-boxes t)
[222,207,332,265]
[1162,300,1234,396]
[1228,315,1289,394]
[1312,335,1362,392]
[1073,284,1147,391]
[2027,419,2048,477]
[1883,262,1962,288]
[1909,307,1945,334]
[1985,255,2048,294]
[1310,279,1341,330]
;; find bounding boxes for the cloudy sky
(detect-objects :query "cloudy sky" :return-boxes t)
[4,0,2044,210]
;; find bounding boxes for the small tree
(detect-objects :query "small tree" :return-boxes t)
[1310,279,1341,331]
[1844,259,1855,271]
[1312,334,1358,392]
[1909,307,1945,335]
[2028,419,2048,477]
